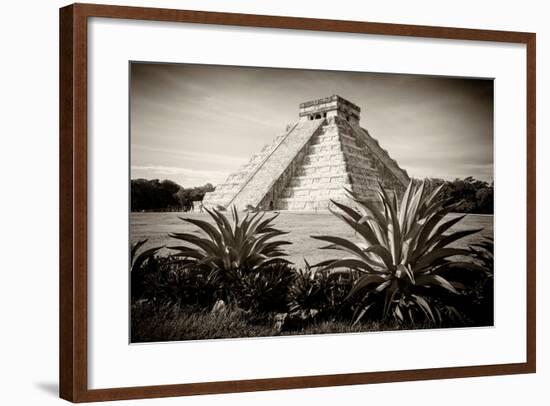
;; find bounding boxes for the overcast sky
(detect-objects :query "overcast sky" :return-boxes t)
[130,62,493,187]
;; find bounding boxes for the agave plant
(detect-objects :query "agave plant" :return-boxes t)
[311,180,483,326]
[169,207,292,275]
[130,239,162,300]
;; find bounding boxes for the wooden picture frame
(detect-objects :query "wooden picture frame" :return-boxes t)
[59,3,536,402]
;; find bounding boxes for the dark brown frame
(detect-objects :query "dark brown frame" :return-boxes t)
[59,3,536,402]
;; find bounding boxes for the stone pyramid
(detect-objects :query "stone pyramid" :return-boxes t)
[203,95,409,211]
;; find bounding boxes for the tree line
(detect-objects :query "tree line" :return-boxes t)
[131,176,493,214]
[426,176,494,214]
[131,179,215,212]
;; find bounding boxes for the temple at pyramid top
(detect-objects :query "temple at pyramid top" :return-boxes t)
[203,95,409,211]
[299,95,361,125]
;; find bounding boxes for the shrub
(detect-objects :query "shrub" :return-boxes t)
[436,237,494,326]
[311,180,484,326]
[467,238,494,325]
[228,262,295,314]
[130,239,162,300]
[142,259,224,308]
[287,261,358,322]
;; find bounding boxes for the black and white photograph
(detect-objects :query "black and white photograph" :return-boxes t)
[129,62,494,343]
[1,0,544,404]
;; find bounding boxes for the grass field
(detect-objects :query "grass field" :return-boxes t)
[130,211,493,267]
[131,302,413,343]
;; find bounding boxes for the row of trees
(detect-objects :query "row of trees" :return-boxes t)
[131,179,215,212]
[131,176,493,214]
[427,177,494,214]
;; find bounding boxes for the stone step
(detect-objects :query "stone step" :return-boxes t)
[298,161,346,170]
[302,152,347,165]
[308,138,343,147]
[307,143,343,154]
[275,199,332,211]
[297,166,347,177]
[275,194,353,211]
[288,174,349,187]
[285,183,345,192]
[310,134,340,144]
[279,187,348,199]
[278,193,344,202]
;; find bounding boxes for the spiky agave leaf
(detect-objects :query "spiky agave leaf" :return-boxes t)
[130,239,162,273]
[168,207,292,273]
[310,179,484,326]
[467,237,494,275]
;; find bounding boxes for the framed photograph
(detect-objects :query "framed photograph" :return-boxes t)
[59,3,536,402]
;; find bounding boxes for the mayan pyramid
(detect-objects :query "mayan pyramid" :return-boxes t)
[202,95,410,211]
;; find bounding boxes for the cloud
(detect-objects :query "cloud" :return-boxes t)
[131,165,228,186]
[131,144,248,167]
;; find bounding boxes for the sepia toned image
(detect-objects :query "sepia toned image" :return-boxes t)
[129,62,494,343]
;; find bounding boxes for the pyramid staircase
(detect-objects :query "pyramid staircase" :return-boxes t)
[202,119,324,210]
[275,118,351,210]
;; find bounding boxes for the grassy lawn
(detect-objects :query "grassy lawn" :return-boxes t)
[131,302,411,343]
[131,211,493,267]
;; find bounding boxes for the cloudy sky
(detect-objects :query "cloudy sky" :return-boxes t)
[130,63,493,187]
